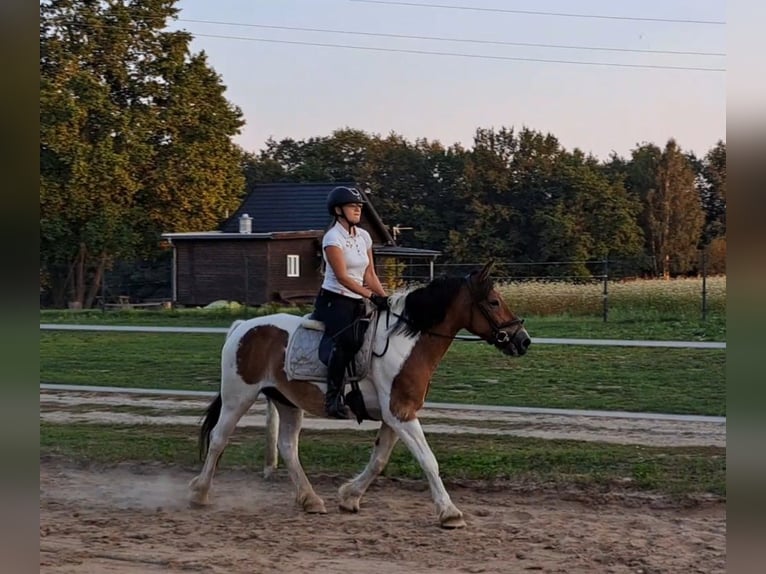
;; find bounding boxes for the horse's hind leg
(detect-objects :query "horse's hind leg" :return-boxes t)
[272,401,326,514]
[339,422,398,513]
[189,389,257,507]
[263,399,279,480]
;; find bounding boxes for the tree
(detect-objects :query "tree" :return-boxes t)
[40,0,244,307]
[623,140,705,276]
[449,127,643,275]
[537,151,644,274]
[698,140,726,242]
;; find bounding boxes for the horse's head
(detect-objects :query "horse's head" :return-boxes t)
[463,261,531,356]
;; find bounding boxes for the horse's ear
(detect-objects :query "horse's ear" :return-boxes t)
[478,260,494,283]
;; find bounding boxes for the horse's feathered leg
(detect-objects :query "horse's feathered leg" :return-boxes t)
[263,399,279,480]
[339,422,398,513]
[272,401,326,514]
[385,417,466,529]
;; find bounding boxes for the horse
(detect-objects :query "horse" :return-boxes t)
[189,261,531,528]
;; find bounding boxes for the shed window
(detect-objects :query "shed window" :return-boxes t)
[286,255,300,277]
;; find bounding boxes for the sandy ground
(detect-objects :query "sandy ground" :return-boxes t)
[40,389,726,572]
[39,457,725,574]
[40,390,725,448]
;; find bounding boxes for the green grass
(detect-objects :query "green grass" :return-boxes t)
[40,279,726,416]
[430,343,725,415]
[40,326,725,415]
[40,422,726,499]
[40,307,726,341]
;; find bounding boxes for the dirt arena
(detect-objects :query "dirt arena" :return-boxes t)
[40,456,725,574]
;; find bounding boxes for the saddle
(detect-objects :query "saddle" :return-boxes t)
[284,312,378,383]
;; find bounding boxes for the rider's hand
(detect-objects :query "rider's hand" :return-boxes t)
[369,293,389,310]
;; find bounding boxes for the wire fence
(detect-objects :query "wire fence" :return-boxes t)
[44,250,723,322]
[375,251,721,322]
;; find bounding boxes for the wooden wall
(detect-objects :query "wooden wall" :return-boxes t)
[265,237,323,303]
[175,240,268,306]
[173,237,323,306]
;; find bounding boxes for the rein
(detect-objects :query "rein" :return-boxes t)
[331,276,526,360]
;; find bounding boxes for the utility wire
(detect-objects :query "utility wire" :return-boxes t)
[350,0,727,25]
[177,19,725,57]
[58,21,726,73]
[188,32,725,73]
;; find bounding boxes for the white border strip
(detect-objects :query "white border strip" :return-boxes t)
[40,324,726,349]
[39,383,725,424]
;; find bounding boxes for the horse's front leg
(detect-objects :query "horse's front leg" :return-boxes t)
[385,416,466,529]
[273,401,327,514]
[339,422,398,513]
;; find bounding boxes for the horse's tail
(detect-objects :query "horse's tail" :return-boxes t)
[199,392,222,461]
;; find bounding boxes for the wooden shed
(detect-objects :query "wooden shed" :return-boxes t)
[162,182,441,307]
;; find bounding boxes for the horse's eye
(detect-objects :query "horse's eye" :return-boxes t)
[488,300,500,308]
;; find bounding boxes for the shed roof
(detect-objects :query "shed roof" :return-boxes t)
[219,181,395,244]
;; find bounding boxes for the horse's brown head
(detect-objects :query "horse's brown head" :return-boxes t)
[465,261,531,356]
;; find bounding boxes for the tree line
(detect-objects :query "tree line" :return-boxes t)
[245,128,725,279]
[40,0,726,307]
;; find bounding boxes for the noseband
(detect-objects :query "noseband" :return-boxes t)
[465,277,524,348]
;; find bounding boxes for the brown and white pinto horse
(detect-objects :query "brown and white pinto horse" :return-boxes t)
[189,262,531,528]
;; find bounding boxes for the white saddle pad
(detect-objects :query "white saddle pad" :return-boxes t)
[284,314,376,382]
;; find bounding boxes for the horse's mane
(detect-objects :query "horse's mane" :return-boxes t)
[388,272,494,337]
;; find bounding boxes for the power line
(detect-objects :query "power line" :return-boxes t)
[350,0,727,25]
[177,19,725,57]
[188,32,725,73]
[55,21,726,73]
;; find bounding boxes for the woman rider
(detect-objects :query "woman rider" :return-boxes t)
[313,186,389,419]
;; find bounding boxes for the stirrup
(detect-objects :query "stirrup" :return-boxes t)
[325,395,348,419]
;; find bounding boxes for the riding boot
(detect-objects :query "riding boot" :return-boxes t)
[325,349,349,419]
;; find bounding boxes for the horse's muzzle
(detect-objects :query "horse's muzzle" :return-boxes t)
[499,328,531,356]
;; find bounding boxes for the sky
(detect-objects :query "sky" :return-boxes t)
[169,0,728,161]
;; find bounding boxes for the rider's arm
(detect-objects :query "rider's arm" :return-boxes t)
[363,249,386,297]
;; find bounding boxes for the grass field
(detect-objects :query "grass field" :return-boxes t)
[40,276,726,415]
[40,329,725,415]
[40,277,726,500]
[40,422,725,499]
[496,276,726,318]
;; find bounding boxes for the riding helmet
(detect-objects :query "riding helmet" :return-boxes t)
[326,186,366,216]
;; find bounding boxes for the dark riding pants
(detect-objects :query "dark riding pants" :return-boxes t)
[313,289,367,383]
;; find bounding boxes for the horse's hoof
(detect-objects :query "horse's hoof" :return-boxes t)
[189,495,210,509]
[439,509,466,529]
[304,502,327,514]
[301,497,327,514]
[440,516,467,529]
[339,499,360,513]
[338,483,361,513]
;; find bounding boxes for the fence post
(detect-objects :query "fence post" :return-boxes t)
[701,248,708,321]
[100,271,106,313]
[602,258,609,323]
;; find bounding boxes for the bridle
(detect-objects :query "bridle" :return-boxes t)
[376,276,524,352]
[465,276,525,349]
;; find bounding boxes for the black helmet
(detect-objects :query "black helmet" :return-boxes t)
[326,186,366,216]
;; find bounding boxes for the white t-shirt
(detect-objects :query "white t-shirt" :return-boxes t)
[321,222,373,299]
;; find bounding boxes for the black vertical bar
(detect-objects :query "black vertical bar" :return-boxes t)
[100,268,106,313]
[244,255,249,311]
